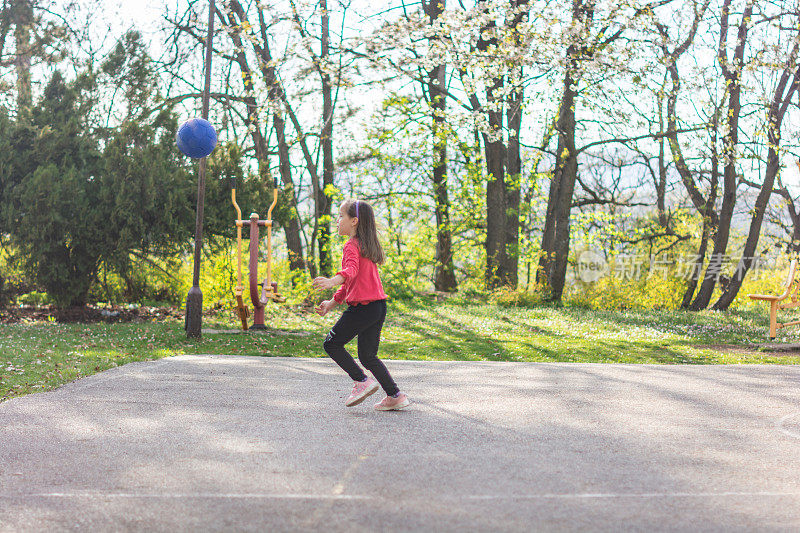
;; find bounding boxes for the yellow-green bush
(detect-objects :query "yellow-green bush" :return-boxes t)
[16,291,52,306]
[565,255,688,310]
[489,286,545,307]
[0,243,35,305]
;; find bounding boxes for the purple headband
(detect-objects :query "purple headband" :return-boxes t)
[354,200,359,219]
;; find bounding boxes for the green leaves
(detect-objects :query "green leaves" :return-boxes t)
[1,44,195,307]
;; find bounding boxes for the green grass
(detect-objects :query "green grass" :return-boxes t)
[2,301,799,402]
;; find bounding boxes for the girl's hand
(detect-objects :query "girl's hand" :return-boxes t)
[312,276,336,290]
[314,299,336,317]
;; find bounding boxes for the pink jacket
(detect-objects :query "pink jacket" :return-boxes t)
[333,238,388,305]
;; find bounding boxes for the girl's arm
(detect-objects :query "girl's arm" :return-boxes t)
[314,298,339,317]
[312,241,359,291]
[313,274,344,291]
[336,241,360,281]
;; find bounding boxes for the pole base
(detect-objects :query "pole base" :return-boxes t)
[185,286,203,338]
[235,295,249,331]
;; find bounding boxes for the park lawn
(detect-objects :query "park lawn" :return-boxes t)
[2,300,800,402]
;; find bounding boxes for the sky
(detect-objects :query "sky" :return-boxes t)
[105,0,172,31]
[101,0,177,51]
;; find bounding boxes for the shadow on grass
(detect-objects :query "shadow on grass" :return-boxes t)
[385,304,708,364]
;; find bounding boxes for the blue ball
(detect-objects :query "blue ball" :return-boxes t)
[176,118,217,159]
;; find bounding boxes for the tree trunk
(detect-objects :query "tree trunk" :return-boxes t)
[484,106,507,288]
[682,181,717,308]
[652,3,716,307]
[502,0,528,289]
[476,11,509,288]
[712,135,779,310]
[225,10,269,161]
[273,111,306,272]
[225,1,306,273]
[548,87,578,303]
[714,42,800,310]
[319,0,334,276]
[423,0,457,292]
[656,101,667,228]
[538,54,579,301]
[504,80,521,289]
[12,0,32,120]
[538,0,592,302]
[681,102,720,309]
[689,0,753,310]
[256,11,305,273]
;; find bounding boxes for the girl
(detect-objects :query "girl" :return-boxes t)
[312,199,409,411]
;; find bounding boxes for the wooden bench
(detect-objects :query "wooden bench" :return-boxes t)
[748,258,800,339]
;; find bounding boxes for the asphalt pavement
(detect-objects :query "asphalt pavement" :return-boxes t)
[1,355,800,532]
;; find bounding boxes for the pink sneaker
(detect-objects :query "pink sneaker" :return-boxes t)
[374,392,410,411]
[345,377,379,407]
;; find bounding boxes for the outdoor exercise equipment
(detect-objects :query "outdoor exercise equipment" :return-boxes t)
[177,118,218,159]
[748,256,800,339]
[231,175,286,331]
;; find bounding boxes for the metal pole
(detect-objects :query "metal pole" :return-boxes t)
[185,0,216,338]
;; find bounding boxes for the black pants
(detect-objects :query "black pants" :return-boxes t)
[323,299,399,396]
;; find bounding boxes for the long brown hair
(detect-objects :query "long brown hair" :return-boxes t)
[343,199,385,265]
